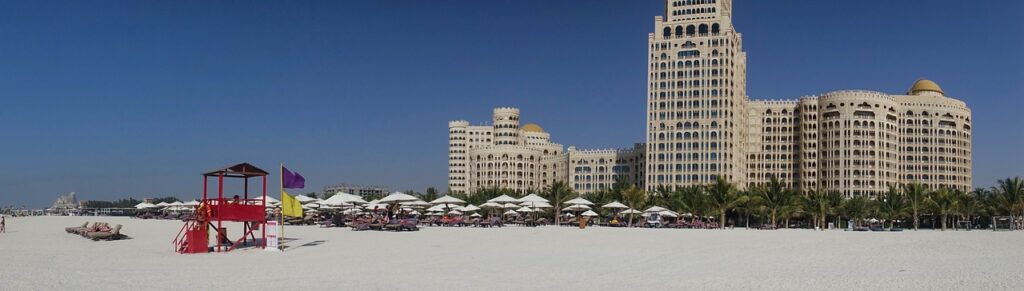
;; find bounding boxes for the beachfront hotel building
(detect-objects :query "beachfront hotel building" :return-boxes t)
[448,108,645,195]
[447,0,972,198]
[645,0,972,197]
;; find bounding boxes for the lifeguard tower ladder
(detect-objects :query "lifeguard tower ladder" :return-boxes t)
[174,162,269,254]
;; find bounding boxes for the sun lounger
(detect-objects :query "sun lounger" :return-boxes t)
[86,224,124,241]
[66,221,89,233]
[400,219,419,231]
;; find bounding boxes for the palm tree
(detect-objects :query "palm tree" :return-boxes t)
[993,177,1024,221]
[676,185,705,225]
[842,196,871,228]
[704,176,737,228]
[825,190,844,228]
[803,189,831,230]
[956,190,982,230]
[732,189,756,228]
[903,182,927,230]
[542,181,574,225]
[928,188,958,231]
[876,186,908,230]
[622,186,647,227]
[753,176,796,228]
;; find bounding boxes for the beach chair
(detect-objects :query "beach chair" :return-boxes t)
[400,219,419,231]
[351,220,370,231]
[66,221,89,234]
[86,224,124,241]
[77,222,105,236]
[384,220,402,231]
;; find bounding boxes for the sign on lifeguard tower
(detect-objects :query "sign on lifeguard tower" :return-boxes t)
[265,220,280,251]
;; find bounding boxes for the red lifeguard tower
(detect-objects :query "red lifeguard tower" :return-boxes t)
[174,162,269,254]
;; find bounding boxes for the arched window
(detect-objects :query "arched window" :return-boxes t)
[686,25,696,35]
[698,24,709,34]
[675,26,684,36]
[663,27,671,37]
[711,23,720,34]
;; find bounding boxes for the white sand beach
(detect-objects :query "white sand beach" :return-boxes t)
[0,216,1022,290]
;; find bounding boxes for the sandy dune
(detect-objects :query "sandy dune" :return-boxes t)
[0,216,1021,290]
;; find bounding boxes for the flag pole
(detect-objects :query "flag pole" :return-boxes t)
[279,162,285,250]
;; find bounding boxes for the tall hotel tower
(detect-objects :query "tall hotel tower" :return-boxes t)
[645,0,747,191]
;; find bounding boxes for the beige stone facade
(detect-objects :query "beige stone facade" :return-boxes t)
[447,0,972,197]
[645,0,972,196]
[449,108,645,195]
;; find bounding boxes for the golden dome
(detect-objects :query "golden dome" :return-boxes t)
[908,79,944,95]
[521,123,545,133]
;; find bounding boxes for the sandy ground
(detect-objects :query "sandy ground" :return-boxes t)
[0,216,1022,291]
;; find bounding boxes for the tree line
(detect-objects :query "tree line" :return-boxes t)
[431,176,1023,230]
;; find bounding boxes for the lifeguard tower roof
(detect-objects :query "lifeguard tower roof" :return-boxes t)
[202,162,269,178]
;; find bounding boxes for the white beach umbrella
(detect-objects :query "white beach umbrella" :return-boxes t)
[401,200,432,208]
[156,202,170,207]
[517,194,549,204]
[409,210,422,216]
[295,195,316,203]
[430,195,466,205]
[263,196,281,204]
[502,203,520,209]
[503,210,519,216]
[303,203,320,209]
[563,204,592,211]
[470,213,482,217]
[379,192,420,203]
[479,202,503,208]
[602,201,628,209]
[619,209,641,215]
[461,204,481,212]
[644,206,668,213]
[564,197,594,206]
[367,199,380,204]
[134,202,155,209]
[426,205,447,212]
[659,210,679,218]
[184,200,201,206]
[582,210,599,217]
[487,195,518,204]
[515,206,534,213]
[448,210,463,215]
[564,212,575,217]
[366,204,390,211]
[169,201,185,206]
[322,193,367,206]
[519,201,553,208]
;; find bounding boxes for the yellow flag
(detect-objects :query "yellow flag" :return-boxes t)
[281,190,304,218]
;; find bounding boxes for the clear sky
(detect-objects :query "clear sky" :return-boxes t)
[1,0,1022,207]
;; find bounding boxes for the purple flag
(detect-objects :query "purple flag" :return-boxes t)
[282,166,305,189]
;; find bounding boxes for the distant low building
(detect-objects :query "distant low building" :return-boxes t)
[323,184,389,199]
[51,192,78,209]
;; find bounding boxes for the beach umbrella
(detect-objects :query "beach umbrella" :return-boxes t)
[401,200,431,208]
[644,206,668,213]
[263,196,281,204]
[502,203,519,209]
[479,202,502,208]
[323,193,367,206]
[134,202,155,209]
[519,201,552,208]
[184,200,201,206]
[430,195,466,205]
[487,195,518,204]
[156,202,170,207]
[564,197,594,206]
[169,201,185,206]
[426,205,448,212]
[294,195,316,203]
[620,209,641,214]
[503,210,519,216]
[461,204,481,212]
[517,194,549,204]
[303,203,320,209]
[582,210,599,217]
[449,210,463,215]
[563,204,592,211]
[380,192,420,203]
[659,210,678,218]
[470,213,482,217]
[602,201,628,209]
[409,210,421,216]
[515,206,534,213]
[564,212,575,217]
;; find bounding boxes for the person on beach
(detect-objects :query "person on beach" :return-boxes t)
[1,215,6,233]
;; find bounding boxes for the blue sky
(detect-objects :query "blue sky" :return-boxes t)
[1,0,1022,207]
